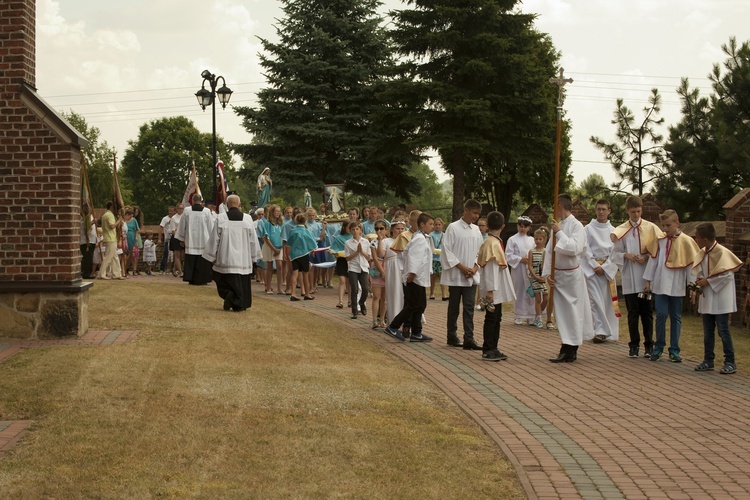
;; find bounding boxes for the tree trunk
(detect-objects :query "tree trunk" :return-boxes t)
[493,181,515,224]
[451,151,465,222]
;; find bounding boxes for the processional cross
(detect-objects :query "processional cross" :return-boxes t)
[547,68,573,314]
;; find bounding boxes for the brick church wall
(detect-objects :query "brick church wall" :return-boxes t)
[0,0,92,339]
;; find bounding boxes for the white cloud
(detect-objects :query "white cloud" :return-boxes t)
[91,30,141,52]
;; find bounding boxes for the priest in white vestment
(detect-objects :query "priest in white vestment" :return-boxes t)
[203,195,261,311]
[581,201,619,343]
[543,194,593,363]
[175,193,215,285]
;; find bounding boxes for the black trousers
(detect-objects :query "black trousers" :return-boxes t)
[624,293,653,349]
[80,243,95,278]
[214,272,252,311]
[447,285,477,342]
[348,271,369,315]
[390,282,427,334]
[482,304,502,353]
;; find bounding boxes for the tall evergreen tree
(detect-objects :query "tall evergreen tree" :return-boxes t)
[387,0,565,220]
[234,0,419,201]
[659,38,750,219]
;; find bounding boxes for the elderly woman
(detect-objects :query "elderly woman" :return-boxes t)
[257,168,272,209]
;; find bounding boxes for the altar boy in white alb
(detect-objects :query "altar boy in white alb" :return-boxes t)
[543,194,593,363]
[581,199,619,344]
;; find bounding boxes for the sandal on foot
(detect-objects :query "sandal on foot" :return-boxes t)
[290,296,301,302]
[694,361,714,372]
[720,363,736,375]
[546,322,557,330]
[336,302,343,309]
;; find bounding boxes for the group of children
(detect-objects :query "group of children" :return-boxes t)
[247,195,745,373]
[499,195,741,373]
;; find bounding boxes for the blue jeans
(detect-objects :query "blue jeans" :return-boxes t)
[702,313,735,364]
[654,294,683,355]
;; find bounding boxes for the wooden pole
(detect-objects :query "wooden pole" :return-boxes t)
[548,68,573,323]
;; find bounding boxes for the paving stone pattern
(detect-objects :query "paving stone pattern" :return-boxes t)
[262,284,750,499]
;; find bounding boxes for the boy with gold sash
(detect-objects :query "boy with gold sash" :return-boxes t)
[611,195,665,358]
[477,211,516,361]
[692,223,743,375]
[643,210,700,362]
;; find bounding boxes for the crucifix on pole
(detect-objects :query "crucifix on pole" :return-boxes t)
[547,68,573,318]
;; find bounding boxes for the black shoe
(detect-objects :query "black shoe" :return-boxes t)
[463,340,483,351]
[628,346,639,358]
[549,345,576,363]
[402,326,411,339]
[643,347,653,358]
[549,351,576,363]
[360,306,367,316]
[482,351,502,362]
[447,337,463,348]
[223,300,231,311]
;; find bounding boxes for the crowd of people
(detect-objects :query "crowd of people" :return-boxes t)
[81,192,743,374]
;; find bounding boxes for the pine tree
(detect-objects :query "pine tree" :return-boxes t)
[234,0,419,201]
[387,0,565,219]
[659,37,750,219]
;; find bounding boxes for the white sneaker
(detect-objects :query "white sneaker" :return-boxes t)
[514,318,523,325]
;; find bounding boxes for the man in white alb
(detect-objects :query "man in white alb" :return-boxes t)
[581,199,619,344]
[543,193,593,363]
[175,193,215,285]
[440,199,484,350]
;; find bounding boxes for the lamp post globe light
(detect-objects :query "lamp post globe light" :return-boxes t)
[195,69,233,205]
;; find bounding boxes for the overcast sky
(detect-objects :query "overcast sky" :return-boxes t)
[36,0,750,189]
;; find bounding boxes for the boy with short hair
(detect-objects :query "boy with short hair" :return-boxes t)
[611,195,665,358]
[384,213,435,343]
[692,222,743,374]
[477,211,516,361]
[643,210,700,362]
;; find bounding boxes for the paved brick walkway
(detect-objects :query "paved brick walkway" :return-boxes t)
[0,421,31,454]
[262,283,750,499]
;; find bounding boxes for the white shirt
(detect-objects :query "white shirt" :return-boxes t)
[643,235,695,297]
[582,219,618,280]
[143,239,157,262]
[167,213,182,237]
[440,218,483,287]
[695,243,737,315]
[403,231,432,287]
[611,219,647,294]
[345,237,371,273]
[176,207,215,255]
[160,215,172,240]
[203,211,261,275]
[542,214,587,277]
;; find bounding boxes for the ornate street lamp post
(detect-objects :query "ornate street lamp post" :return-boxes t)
[196,69,232,203]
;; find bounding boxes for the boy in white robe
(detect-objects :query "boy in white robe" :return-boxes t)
[506,215,536,325]
[477,211,516,361]
[692,222,743,375]
[581,199,620,344]
[643,210,700,362]
[543,194,593,363]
